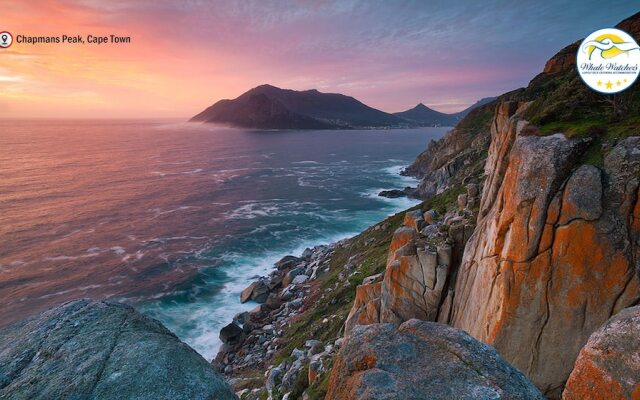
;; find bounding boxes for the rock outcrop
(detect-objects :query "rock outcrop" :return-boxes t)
[0,299,236,400]
[447,103,640,396]
[345,186,479,335]
[326,319,545,400]
[563,305,640,399]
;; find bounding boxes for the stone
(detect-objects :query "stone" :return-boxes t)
[420,224,439,238]
[344,282,382,335]
[403,210,425,231]
[379,238,449,325]
[304,339,322,349]
[292,274,309,284]
[220,322,244,344]
[240,282,257,303]
[301,248,314,259]
[264,293,282,310]
[266,367,282,394]
[557,165,602,225]
[291,348,306,360]
[0,300,236,400]
[308,359,321,384]
[457,193,468,209]
[250,280,270,303]
[266,274,283,291]
[275,255,303,270]
[283,267,305,287]
[386,226,418,266]
[233,311,249,325]
[280,285,296,301]
[325,320,545,400]
[423,209,437,224]
[563,306,640,399]
[466,183,479,198]
[240,279,270,303]
[378,189,407,198]
[362,272,383,285]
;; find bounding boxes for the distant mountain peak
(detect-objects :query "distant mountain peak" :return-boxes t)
[393,97,496,127]
[191,85,404,129]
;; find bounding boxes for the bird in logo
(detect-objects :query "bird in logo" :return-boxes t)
[583,33,639,60]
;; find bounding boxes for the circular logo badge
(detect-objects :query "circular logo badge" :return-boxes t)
[576,28,640,94]
[0,31,12,48]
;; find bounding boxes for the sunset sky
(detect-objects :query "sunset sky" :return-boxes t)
[0,0,637,118]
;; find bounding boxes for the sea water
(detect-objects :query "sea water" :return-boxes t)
[0,119,447,359]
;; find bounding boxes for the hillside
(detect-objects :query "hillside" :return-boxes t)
[393,97,495,127]
[190,84,406,129]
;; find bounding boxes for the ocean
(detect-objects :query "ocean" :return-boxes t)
[0,119,447,359]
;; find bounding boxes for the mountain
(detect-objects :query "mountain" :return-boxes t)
[393,103,457,126]
[393,96,496,126]
[190,84,405,129]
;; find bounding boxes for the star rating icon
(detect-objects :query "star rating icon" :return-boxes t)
[606,81,613,89]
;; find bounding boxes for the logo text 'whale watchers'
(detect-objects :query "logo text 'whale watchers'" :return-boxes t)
[577,28,640,94]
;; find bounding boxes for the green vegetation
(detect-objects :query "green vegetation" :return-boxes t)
[519,69,639,142]
[420,185,465,215]
[455,104,495,134]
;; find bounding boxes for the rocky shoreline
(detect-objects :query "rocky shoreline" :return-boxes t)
[213,243,341,398]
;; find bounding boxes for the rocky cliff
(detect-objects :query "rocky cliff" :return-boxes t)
[334,11,640,398]
[448,105,640,397]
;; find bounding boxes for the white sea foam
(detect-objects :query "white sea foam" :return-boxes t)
[144,163,421,360]
[291,161,320,165]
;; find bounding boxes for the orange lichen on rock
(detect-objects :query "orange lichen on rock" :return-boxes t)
[563,306,640,400]
[448,108,640,397]
[344,282,382,335]
[386,226,417,266]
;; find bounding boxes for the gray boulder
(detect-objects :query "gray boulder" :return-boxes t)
[326,320,544,400]
[220,322,244,344]
[0,299,237,400]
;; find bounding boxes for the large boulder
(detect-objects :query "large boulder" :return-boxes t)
[220,322,244,344]
[326,320,544,400]
[563,305,640,399]
[240,279,270,303]
[0,299,237,400]
[448,104,640,397]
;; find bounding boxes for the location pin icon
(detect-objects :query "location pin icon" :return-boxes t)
[1,35,6,44]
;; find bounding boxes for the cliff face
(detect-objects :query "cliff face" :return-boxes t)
[403,102,495,198]
[448,104,640,396]
[341,100,640,398]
